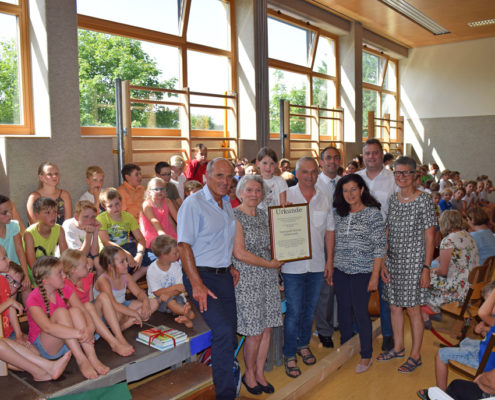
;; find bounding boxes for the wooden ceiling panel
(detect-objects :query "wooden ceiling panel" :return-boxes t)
[307,0,495,47]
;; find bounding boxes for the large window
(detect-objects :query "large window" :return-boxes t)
[0,0,33,134]
[362,48,398,137]
[267,11,338,134]
[77,0,235,135]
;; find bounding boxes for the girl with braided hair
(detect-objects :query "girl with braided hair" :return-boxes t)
[25,256,109,379]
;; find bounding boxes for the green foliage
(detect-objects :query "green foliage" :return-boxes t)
[78,30,179,128]
[0,39,20,124]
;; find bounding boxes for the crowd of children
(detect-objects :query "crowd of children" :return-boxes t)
[1,142,495,399]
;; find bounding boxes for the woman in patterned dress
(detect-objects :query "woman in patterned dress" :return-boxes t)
[232,175,283,394]
[380,156,437,373]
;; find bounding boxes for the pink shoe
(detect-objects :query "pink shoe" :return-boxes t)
[355,359,373,373]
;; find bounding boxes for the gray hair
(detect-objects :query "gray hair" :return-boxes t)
[295,156,318,172]
[236,175,266,201]
[206,157,232,175]
[393,156,416,171]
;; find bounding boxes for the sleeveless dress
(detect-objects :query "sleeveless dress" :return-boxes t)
[233,208,282,336]
[93,274,127,304]
[139,199,177,248]
[36,189,65,225]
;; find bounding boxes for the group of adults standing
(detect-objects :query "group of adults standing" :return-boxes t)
[177,138,440,399]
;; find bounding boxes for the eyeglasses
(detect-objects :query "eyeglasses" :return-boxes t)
[393,171,416,177]
[1,273,21,289]
[160,173,172,177]
[150,187,166,192]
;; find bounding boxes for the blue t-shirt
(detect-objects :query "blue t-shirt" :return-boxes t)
[471,230,495,265]
[480,323,495,372]
[439,199,452,212]
[0,220,20,264]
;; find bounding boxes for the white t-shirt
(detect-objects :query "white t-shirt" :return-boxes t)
[462,192,478,208]
[62,218,87,250]
[146,260,184,298]
[258,175,288,211]
[79,191,95,203]
[316,173,341,206]
[171,173,186,200]
[357,167,397,220]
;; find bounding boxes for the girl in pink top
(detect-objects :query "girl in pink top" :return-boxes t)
[140,177,177,248]
[61,249,134,357]
[26,256,108,379]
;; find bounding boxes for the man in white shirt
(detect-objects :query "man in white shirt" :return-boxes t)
[314,146,341,348]
[357,138,397,351]
[282,156,335,377]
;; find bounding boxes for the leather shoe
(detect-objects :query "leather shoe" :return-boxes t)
[257,380,275,394]
[355,359,372,373]
[382,335,394,351]
[242,375,262,395]
[318,334,334,348]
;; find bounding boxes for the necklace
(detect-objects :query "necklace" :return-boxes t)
[400,191,414,201]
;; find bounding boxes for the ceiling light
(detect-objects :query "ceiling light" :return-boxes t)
[468,18,495,28]
[379,0,450,35]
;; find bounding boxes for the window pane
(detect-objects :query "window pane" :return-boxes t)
[381,93,397,139]
[362,51,385,86]
[77,0,179,36]
[0,13,21,124]
[312,77,336,108]
[1,0,18,4]
[383,61,397,92]
[187,0,230,50]
[313,36,336,76]
[362,89,379,138]
[269,68,308,134]
[268,17,314,67]
[78,30,180,127]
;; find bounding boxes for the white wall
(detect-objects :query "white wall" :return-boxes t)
[400,36,495,179]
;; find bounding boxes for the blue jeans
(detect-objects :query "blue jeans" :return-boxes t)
[282,272,324,358]
[184,271,237,400]
[378,278,393,337]
[121,242,156,272]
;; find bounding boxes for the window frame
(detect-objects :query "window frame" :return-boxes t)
[0,0,34,135]
[77,0,237,136]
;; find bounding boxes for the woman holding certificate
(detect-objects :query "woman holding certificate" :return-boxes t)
[232,175,283,395]
[331,174,386,374]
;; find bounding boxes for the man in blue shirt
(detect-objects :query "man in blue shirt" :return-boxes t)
[178,158,238,400]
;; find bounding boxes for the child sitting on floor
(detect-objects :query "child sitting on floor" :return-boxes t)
[417,282,495,399]
[146,235,194,328]
[117,163,145,221]
[24,197,68,284]
[61,249,134,356]
[451,187,465,212]
[97,188,155,281]
[62,201,101,274]
[26,256,109,379]
[79,165,105,212]
[94,246,157,331]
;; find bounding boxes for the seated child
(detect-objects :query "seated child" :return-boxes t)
[155,161,182,209]
[462,180,478,212]
[26,162,72,225]
[279,158,291,173]
[97,188,155,281]
[439,189,453,213]
[229,179,240,209]
[147,235,194,328]
[0,253,25,342]
[140,178,177,248]
[185,143,208,184]
[79,166,105,212]
[170,155,186,200]
[417,282,495,398]
[439,170,451,192]
[117,163,145,221]
[94,246,158,331]
[0,196,30,293]
[451,187,465,212]
[243,163,258,176]
[62,200,101,274]
[26,256,109,379]
[184,180,203,197]
[61,249,134,356]
[24,197,68,284]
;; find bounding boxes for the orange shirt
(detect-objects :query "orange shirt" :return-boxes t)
[118,181,145,221]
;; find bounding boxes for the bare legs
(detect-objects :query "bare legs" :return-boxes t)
[390,304,424,360]
[0,338,71,381]
[435,352,449,390]
[168,300,195,328]
[243,328,272,387]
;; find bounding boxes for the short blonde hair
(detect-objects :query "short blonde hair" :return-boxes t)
[99,187,121,207]
[169,155,185,168]
[151,234,177,257]
[86,166,104,178]
[75,200,97,215]
[61,249,86,276]
[439,210,464,235]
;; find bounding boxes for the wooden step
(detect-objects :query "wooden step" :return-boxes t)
[131,362,214,400]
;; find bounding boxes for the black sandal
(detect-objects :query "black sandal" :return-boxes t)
[417,388,430,399]
[284,356,301,378]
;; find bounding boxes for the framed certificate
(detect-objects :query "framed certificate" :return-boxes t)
[268,203,312,262]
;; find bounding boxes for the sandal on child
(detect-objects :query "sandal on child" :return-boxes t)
[297,346,316,365]
[376,348,405,361]
[284,356,301,378]
[417,388,431,400]
[398,357,422,373]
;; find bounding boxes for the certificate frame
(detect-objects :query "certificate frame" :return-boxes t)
[268,203,312,262]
